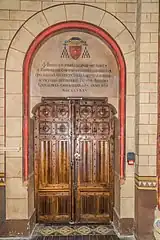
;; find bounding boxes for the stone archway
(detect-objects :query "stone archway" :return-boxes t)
[23,21,126,181]
[4,2,135,235]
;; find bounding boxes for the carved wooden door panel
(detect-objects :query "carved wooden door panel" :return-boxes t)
[34,99,72,222]
[33,98,115,223]
[73,99,115,223]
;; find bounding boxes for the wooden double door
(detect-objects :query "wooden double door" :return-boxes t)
[33,97,115,223]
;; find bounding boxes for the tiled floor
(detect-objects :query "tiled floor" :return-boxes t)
[32,224,116,237]
[31,225,120,240]
[32,236,120,240]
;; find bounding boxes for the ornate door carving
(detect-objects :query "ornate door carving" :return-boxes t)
[33,97,116,223]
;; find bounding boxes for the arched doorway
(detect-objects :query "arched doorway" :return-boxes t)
[32,97,116,223]
[4,2,136,236]
[23,21,126,183]
[25,21,125,224]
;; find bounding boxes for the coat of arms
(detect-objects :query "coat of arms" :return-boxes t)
[61,37,90,60]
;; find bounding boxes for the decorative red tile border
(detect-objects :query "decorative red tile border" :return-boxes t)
[23,21,126,182]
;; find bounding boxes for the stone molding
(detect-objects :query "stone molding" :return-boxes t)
[0,173,5,186]
[135,174,157,190]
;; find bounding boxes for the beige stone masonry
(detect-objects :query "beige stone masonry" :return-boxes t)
[126,117,135,137]
[0,116,4,127]
[11,27,34,53]
[116,13,136,23]
[6,118,22,137]
[124,51,135,72]
[151,33,158,42]
[24,12,48,36]
[127,73,135,95]
[150,114,157,124]
[65,4,84,20]
[0,39,10,50]
[139,93,149,103]
[0,0,20,10]
[0,60,5,68]
[6,49,25,71]
[139,124,157,135]
[150,73,157,82]
[9,30,18,40]
[6,71,22,94]
[126,137,135,152]
[139,145,156,156]
[141,33,150,43]
[150,53,158,63]
[0,10,9,20]
[6,137,22,158]
[0,97,4,108]
[89,3,105,9]
[0,20,22,30]
[140,104,157,114]
[6,198,28,219]
[6,95,22,117]
[0,50,7,59]
[21,1,41,11]
[115,29,135,54]
[151,13,158,22]
[139,83,157,92]
[0,79,4,89]
[138,166,156,176]
[141,23,158,33]
[6,178,27,199]
[126,96,135,117]
[138,156,149,165]
[140,43,158,52]
[0,126,4,136]
[139,135,149,144]
[149,92,157,103]
[121,197,134,218]
[140,53,150,63]
[127,3,136,13]
[0,31,10,40]
[149,134,156,145]
[42,2,59,10]
[0,108,4,117]
[100,13,125,38]
[0,89,4,97]
[43,5,66,26]
[106,3,127,13]
[149,156,156,166]
[83,6,105,25]
[141,3,158,13]
[141,13,151,22]
[121,177,135,198]
[140,73,150,82]
[10,10,36,21]
[125,22,136,34]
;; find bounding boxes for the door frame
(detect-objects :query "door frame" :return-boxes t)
[23,21,126,183]
[32,97,116,223]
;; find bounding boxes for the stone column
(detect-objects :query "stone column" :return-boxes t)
[135,0,159,239]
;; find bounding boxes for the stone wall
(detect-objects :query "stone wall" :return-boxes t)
[0,0,159,239]
[134,1,159,239]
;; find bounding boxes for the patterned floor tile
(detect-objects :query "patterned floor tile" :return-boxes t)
[32,225,118,237]
[31,236,120,240]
